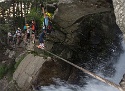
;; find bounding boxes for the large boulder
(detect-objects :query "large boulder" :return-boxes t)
[13,54,46,90]
[120,74,125,90]
[41,0,123,86]
[51,0,122,47]
[113,0,125,89]
[112,0,125,34]
[13,0,124,89]
[54,0,111,29]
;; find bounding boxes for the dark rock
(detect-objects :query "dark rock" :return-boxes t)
[120,74,125,90]
[46,4,57,13]
[44,0,123,85]
[113,0,125,34]
[26,0,124,88]
[34,59,72,86]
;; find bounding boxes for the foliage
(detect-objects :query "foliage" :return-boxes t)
[0,24,13,32]
[0,61,15,80]
[26,8,43,30]
[14,16,25,30]
[14,54,26,69]
[0,0,58,32]
[0,65,7,79]
[29,50,39,56]
[0,53,26,80]
[42,0,58,3]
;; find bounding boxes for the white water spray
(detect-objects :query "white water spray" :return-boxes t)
[40,41,125,91]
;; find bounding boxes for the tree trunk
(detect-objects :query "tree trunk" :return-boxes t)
[12,0,15,30]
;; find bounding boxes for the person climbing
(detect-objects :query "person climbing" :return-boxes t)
[23,24,27,32]
[25,24,30,43]
[44,13,49,32]
[12,33,17,47]
[47,18,53,34]
[41,3,44,14]
[7,31,13,45]
[37,3,53,49]
[22,24,27,44]
[26,26,31,43]
[31,20,36,44]
[37,5,47,49]
[16,27,22,45]
[37,30,46,49]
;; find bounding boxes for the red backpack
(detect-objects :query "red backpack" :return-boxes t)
[32,24,35,30]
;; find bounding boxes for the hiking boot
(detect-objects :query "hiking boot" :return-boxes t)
[37,45,44,49]
[37,45,41,48]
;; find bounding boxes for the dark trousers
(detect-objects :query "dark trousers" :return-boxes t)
[39,32,45,43]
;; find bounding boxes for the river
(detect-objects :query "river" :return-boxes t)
[38,41,125,91]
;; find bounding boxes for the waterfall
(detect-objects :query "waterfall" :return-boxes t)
[39,41,125,91]
[84,41,125,91]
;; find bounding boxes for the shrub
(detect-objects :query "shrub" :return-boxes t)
[0,65,7,79]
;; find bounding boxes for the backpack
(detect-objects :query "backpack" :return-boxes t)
[32,24,35,31]
[16,30,21,36]
[23,26,27,30]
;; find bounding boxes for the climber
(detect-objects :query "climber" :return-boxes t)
[26,26,31,43]
[37,30,46,49]
[37,4,48,49]
[31,20,36,44]
[44,13,49,32]
[22,24,28,44]
[37,2,53,49]
[47,18,53,34]
[23,24,27,32]
[12,33,17,47]
[16,27,22,45]
[7,31,13,45]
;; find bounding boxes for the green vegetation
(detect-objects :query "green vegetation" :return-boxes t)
[0,52,27,80]
[29,50,39,56]
[8,53,27,81]
[28,49,52,59]
[0,0,58,29]
[0,24,13,32]
[0,65,7,79]
[14,54,26,70]
[0,0,58,80]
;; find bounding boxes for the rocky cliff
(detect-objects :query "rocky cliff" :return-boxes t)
[36,0,123,87]
[12,0,125,90]
[113,0,125,34]
[112,0,125,89]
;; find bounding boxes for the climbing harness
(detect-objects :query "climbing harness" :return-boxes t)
[34,48,124,91]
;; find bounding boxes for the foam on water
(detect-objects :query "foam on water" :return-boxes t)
[40,41,125,91]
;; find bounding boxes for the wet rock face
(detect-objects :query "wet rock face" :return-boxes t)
[51,0,122,59]
[120,74,125,90]
[52,0,122,46]
[35,59,71,86]
[13,54,46,90]
[112,0,125,34]
[113,0,125,88]
[54,0,111,29]
[38,0,123,86]
[46,4,57,13]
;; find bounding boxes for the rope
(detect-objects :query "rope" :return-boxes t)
[37,49,124,91]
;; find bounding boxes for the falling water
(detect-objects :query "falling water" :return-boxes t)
[39,41,125,91]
